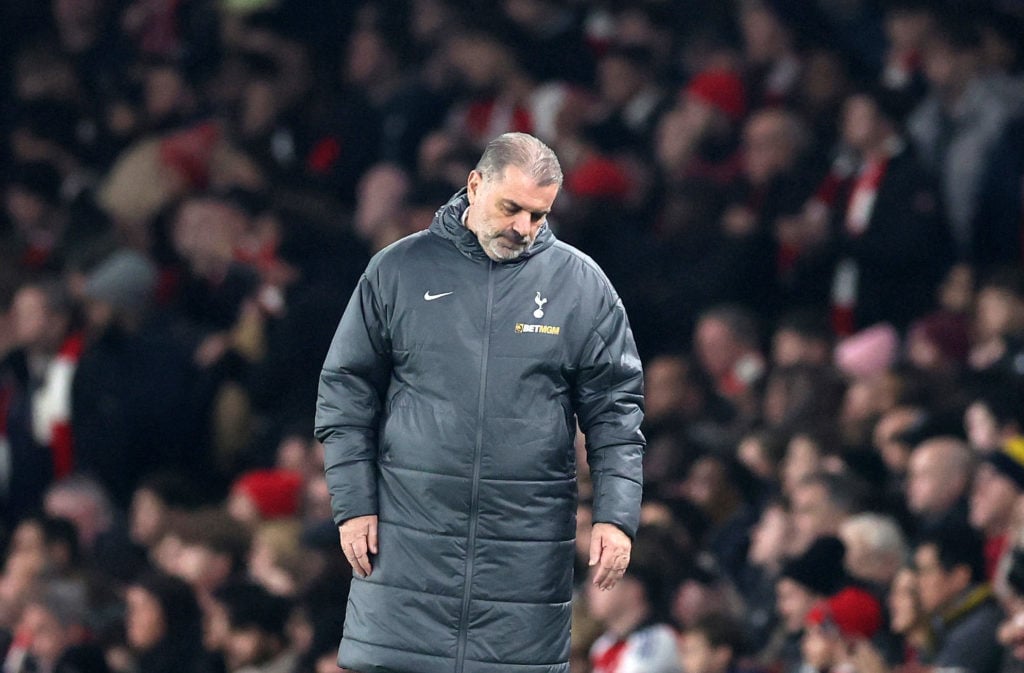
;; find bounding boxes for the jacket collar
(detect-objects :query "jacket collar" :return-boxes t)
[428,188,555,264]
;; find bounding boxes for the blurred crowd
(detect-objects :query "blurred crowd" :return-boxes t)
[2,0,1024,672]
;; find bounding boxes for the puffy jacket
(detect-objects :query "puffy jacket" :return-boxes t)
[315,190,644,673]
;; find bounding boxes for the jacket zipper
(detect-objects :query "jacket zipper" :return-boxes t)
[456,261,494,673]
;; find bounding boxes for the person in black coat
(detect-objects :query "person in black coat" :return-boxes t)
[826,87,954,333]
[123,571,204,673]
[71,250,198,508]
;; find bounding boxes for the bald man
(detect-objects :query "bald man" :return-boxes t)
[906,436,974,539]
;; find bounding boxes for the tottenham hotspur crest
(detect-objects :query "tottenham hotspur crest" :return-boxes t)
[534,292,547,319]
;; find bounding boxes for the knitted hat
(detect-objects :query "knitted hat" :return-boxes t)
[806,586,883,639]
[834,323,900,379]
[83,249,158,313]
[780,536,849,596]
[986,436,1024,491]
[231,469,304,519]
[686,70,747,122]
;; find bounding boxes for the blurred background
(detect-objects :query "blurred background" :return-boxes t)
[1,1,1024,672]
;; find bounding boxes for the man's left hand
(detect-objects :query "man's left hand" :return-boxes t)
[589,522,632,591]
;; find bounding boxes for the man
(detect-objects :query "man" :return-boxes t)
[969,436,1024,578]
[789,472,865,555]
[913,524,1004,673]
[905,436,973,539]
[678,613,746,673]
[211,582,297,673]
[316,133,644,673]
[4,579,109,673]
[827,86,952,334]
[838,513,907,592]
[0,278,80,526]
[907,13,1020,266]
[693,305,766,418]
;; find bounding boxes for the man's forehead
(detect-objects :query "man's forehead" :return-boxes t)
[488,166,558,208]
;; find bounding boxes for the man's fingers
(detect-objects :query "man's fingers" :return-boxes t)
[349,537,373,577]
[588,531,602,567]
[339,520,376,577]
[593,552,630,591]
[368,519,379,555]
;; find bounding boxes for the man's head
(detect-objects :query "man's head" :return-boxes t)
[914,524,986,615]
[10,279,73,355]
[465,133,562,262]
[970,437,1024,536]
[43,475,114,551]
[841,89,903,153]
[18,580,91,669]
[741,108,807,186]
[839,513,908,587]
[964,381,1024,452]
[643,354,708,424]
[212,582,292,672]
[679,613,745,673]
[906,437,973,517]
[694,305,760,380]
[922,13,982,99]
[790,473,864,554]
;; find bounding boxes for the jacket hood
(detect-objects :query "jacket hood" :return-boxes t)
[428,188,556,263]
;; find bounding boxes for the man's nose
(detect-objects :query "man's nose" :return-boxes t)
[510,212,534,238]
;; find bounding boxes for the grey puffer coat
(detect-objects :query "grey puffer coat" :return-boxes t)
[315,190,644,673]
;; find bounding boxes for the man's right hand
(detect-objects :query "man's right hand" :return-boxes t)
[339,514,378,578]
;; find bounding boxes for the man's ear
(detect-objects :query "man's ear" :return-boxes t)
[467,170,482,205]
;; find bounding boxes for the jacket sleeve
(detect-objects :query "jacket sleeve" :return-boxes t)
[315,273,392,525]
[573,295,645,538]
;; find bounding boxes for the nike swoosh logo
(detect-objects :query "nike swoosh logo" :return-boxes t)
[423,291,453,301]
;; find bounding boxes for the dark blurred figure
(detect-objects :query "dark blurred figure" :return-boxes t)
[907,12,1024,268]
[208,582,296,673]
[119,571,204,673]
[825,86,953,334]
[0,278,80,525]
[71,250,198,507]
[913,524,1004,673]
[3,578,110,673]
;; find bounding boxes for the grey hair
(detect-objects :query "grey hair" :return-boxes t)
[840,513,909,565]
[45,474,114,528]
[475,132,563,187]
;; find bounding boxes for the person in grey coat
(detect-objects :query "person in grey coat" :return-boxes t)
[315,132,645,673]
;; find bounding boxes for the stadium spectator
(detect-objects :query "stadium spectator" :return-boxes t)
[789,472,865,555]
[0,278,80,525]
[120,571,204,673]
[838,513,908,592]
[913,524,1004,673]
[678,613,747,673]
[0,3,1023,673]
[887,566,930,665]
[908,12,1023,265]
[905,436,974,538]
[969,437,1024,578]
